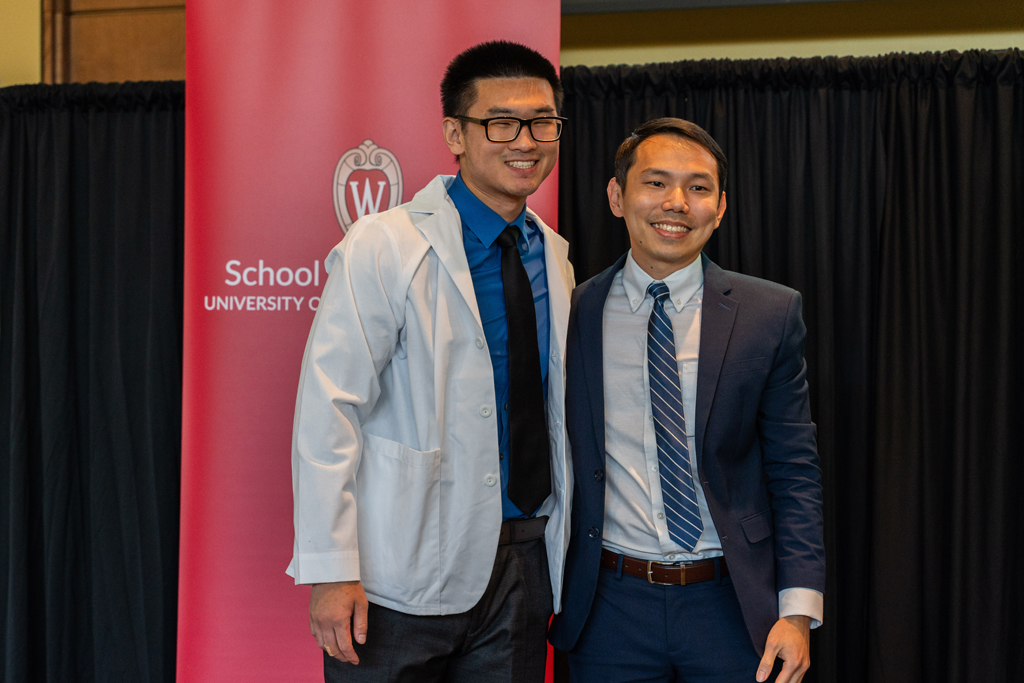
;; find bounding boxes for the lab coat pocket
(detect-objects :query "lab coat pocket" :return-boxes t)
[357,433,441,604]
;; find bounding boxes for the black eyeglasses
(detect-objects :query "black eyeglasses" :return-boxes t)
[456,115,568,143]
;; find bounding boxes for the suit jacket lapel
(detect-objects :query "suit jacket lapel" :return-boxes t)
[695,256,738,468]
[578,253,628,463]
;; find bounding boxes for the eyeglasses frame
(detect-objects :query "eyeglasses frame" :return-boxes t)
[455,115,569,143]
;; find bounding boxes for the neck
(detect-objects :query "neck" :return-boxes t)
[637,253,700,281]
[460,176,527,223]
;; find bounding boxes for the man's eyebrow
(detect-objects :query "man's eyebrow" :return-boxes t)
[637,167,715,183]
[637,168,672,178]
[484,105,557,116]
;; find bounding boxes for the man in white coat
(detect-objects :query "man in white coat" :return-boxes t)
[289,41,574,683]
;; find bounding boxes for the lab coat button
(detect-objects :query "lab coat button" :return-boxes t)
[484,474,497,487]
[480,405,492,417]
[475,337,484,348]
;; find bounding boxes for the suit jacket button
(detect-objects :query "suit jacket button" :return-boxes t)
[588,527,600,538]
[594,469,604,482]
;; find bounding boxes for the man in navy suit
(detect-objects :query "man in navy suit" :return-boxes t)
[549,118,825,683]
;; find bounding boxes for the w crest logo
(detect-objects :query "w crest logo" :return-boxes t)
[334,139,404,234]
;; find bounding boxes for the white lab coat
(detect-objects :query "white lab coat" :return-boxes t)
[288,175,574,616]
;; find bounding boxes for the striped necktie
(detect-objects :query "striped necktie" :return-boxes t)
[647,280,703,551]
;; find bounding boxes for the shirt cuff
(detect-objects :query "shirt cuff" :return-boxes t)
[778,587,823,628]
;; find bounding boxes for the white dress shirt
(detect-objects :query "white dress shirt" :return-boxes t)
[601,252,823,626]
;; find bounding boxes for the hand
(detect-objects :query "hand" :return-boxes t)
[757,615,811,683]
[309,581,369,664]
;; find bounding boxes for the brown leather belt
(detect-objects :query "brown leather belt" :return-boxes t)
[600,548,728,586]
[499,516,548,545]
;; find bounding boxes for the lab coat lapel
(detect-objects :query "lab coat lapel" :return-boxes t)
[407,177,483,327]
[536,214,571,356]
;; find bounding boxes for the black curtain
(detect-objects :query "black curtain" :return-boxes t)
[1,82,184,683]
[559,50,1024,683]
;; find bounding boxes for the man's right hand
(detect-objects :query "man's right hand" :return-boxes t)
[310,581,369,664]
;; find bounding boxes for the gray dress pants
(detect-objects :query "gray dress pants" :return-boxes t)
[324,537,553,683]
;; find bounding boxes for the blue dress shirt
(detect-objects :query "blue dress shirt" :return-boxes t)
[447,173,550,519]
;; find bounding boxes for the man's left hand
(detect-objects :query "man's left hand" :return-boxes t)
[757,615,811,683]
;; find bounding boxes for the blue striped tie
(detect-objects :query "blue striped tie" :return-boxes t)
[647,281,703,551]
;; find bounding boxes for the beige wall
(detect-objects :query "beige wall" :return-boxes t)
[562,0,1024,66]
[65,1,185,83]
[0,0,42,85]
[2,1,1022,86]
[562,32,1024,66]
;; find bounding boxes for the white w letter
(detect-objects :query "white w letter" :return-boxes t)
[349,180,387,217]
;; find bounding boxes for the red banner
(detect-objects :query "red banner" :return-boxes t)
[179,3,560,681]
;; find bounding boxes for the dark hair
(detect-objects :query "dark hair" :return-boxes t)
[614,118,728,194]
[440,40,563,118]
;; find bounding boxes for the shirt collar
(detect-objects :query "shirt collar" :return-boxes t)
[447,172,529,249]
[622,251,704,314]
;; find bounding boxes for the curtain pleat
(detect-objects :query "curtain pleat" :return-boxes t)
[559,50,1024,683]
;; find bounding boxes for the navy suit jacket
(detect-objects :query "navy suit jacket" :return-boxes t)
[548,253,825,655]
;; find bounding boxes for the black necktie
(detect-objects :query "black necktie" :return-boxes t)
[496,225,551,514]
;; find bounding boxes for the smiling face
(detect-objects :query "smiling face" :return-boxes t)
[442,77,559,222]
[608,133,727,280]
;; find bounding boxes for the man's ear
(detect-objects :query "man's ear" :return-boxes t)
[442,118,465,156]
[607,177,625,218]
[715,191,727,225]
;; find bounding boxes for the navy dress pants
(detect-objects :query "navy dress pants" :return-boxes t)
[567,560,780,683]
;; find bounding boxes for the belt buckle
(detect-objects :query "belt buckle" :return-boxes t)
[647,560,687,586]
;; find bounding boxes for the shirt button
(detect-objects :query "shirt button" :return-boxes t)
[668,554,677,560]
[652,464,658,472]
[657,512,665,520]
[594,469,604,482]
[676,299,682,306]
[588,526,600,538]
[649,415,654,422]
[475,337,484,349]
[504,403,509,410]
[480,406,492,417]
[499,453,504,460]
[484,474,497,487]
[632,299,639,306]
